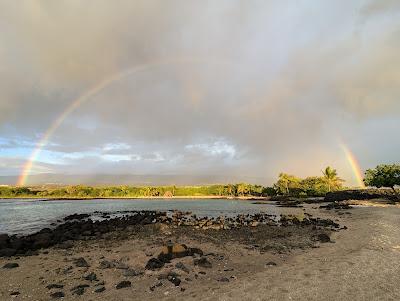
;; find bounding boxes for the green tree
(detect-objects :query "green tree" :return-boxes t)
[364,164,400,194]
[322,166,343,192]
[236,183,246,196]
[226,184,234,196]
[300,176,328,196]
[275,173,301,195]
[262,186,277,196]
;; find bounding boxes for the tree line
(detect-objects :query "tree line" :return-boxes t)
[0,183,267,198]
[0,164,398,198]
[273,166,344,197]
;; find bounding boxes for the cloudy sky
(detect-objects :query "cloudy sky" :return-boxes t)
[0,0,399,185]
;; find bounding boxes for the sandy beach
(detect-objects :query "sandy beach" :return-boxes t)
[0,203,399,301]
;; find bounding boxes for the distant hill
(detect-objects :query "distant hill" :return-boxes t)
[0,174,271,186]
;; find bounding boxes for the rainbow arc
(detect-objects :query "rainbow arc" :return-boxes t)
[17,57,232,186]
[17,58,367,188]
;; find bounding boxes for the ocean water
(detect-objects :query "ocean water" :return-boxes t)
[0,198,282,235]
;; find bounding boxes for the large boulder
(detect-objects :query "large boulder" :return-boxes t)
[157,243,203,262]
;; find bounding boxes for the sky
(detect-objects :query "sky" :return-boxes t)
[0,0,399,186]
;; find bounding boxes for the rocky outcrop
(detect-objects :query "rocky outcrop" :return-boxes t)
[0,209,342,257]
[325,189,398,202]
[0,211,164,257]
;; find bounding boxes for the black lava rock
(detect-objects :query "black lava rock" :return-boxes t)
[168,275,181,286]
[71,284,89,290]
[194,257,212,268]
[74,257,90,267]
[145,258,164,270]
[0,248,16,257]
[3,262,19,269]
[99,260,114,269]
[94,286,106,293]
[71,284,89,296]
[317,233,331,243]
[217,277,230,282]
[83,272,97,281]
[72,287,85,295]
[123,268,143,277]
[0,234,9,249]
[149,281,163,291]
[46,284,64,290]
[116,280,131,289]
[64,213,90,221]
[175,262,190,273]
[57,241,73,249]
[50,291,65,299]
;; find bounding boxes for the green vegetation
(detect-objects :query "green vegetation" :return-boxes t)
[0,183,269,199]
[322,166,343,192]
[364,164,400,193]
[3,165,379,199]
[274,166,344,197]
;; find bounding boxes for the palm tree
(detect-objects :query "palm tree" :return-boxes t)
[322,166,343,192]
[278,173,290,195]
[237,183,245,196]
[277,173,300,195]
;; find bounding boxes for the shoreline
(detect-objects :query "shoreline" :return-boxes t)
[0,196,269,201]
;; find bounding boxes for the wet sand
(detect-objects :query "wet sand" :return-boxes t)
[1,204,399,300]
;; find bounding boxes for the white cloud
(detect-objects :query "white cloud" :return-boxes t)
[101,154,132,162]
[103,143,131,152]
[185,140,236,159]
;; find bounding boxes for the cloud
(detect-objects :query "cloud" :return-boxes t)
[361,0,400,18]
[185,141,236,159]
[0,1,399,185]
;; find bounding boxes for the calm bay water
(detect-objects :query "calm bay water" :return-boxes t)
[0,198,281,235]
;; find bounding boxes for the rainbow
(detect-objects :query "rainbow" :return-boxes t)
[17,57,368,188]
[17,57,233,186]
[340,143,365,188]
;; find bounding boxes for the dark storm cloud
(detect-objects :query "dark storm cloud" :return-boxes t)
[0,0,399,185]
